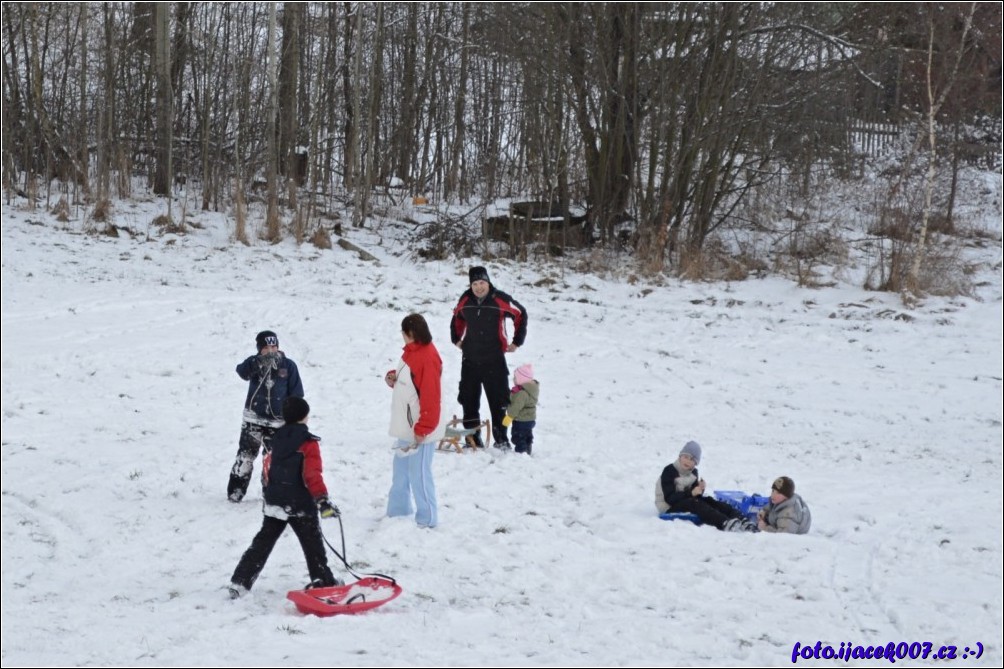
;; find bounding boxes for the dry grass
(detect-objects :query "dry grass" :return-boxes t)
[912,240,978,297]
[91,198,111,223]
[310,226,332,250]
[51,196,70,222]
[676,238,770,282]
[153,214,186,235]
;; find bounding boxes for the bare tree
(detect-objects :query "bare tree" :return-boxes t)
[560,3,644,244]
[389,4,420,190]
[1,0,998,274]
[152,3,172,200]
[906,2,977,297]
[279,2,302,187]
[265,1,280,240]
[443,4,470,202]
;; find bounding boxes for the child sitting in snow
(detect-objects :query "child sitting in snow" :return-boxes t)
[654,441,758,532]
[757,476,812,534]
[502,363,538,455]
[229,397,345,598]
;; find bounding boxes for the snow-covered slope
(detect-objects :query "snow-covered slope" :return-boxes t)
[2,191,1001,666]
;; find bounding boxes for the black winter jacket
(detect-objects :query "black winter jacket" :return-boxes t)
[658,463,700,511]
[450,287,528,360]
[262,423,328,516]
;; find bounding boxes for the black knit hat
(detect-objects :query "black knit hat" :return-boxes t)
[469,266,490,285]
[772,476,795,498]
[282,397,310,424]
[255,330,278,351]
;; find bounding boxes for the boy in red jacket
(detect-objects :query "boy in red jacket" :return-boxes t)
[228,397,343,598]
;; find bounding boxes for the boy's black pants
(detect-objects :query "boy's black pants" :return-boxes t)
[231,514,336,590]
[672,497,746,530]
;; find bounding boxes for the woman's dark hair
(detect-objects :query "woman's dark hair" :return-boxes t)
[401,313,433,345]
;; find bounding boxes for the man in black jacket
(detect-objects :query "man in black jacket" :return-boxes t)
[450,266,528,449]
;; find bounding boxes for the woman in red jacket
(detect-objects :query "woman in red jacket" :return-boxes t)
[384,313,446,528]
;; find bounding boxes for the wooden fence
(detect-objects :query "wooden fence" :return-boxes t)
[848,119,901,156]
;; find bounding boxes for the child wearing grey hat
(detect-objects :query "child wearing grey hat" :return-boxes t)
[655,440,758,532]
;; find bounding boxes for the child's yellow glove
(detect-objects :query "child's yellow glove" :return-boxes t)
[501,415,513,427]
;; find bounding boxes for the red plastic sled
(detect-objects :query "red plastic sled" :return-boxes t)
[286,577,402,616]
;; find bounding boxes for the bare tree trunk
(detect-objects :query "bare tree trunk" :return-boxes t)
[153,3,172,206]
[906,3,975,298]
[193,5,225,211]
[265,1,280,240]
[343,2,358,192]
[445,4,469,202]
[96,3,114,207]
[2,13,18,200]
[392,4,419,188]
[25,3,43,206]
[280,2,301,185]
[350,3,366,227]
[280,2,303,240]
[946,120,961,230]
[359,2,384,219]
[76,4,90,201]
[564,4,642,244]
[317,4,340,198]
[416,5,444,198]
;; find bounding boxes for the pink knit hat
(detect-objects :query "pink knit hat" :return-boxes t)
[514,364,534,386]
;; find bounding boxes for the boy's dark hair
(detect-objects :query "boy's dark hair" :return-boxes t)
[282,397,310,424]
[401,313,433,345]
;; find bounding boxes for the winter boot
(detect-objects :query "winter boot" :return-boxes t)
[465,432,485,449]
[722,518,743,532]
[228,583,248,599]
[306,576,344,590]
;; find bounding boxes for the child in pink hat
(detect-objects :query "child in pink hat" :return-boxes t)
[503,364,539,455]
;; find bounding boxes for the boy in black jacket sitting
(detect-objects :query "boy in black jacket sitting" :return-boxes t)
[229,397,344,598]
[655,441,758,532]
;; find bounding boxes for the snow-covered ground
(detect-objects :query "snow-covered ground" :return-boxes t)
[2,186,1002,666]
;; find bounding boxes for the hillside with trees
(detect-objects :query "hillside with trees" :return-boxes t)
[3,2,1000,294]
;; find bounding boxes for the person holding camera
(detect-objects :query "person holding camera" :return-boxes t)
[228,330,304,502]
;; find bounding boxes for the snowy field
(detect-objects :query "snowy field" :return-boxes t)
[2,186,1002,667]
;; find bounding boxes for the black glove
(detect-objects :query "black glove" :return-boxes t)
[316,496,340,519]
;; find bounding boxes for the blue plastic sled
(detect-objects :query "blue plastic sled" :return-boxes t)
[659,491,770,525]
[713,490,770,522]
[659,512,702,525]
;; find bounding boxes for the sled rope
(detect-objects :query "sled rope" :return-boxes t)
[321,515,397,587]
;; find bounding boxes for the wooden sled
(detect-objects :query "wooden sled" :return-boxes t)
[437,416,491,453]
